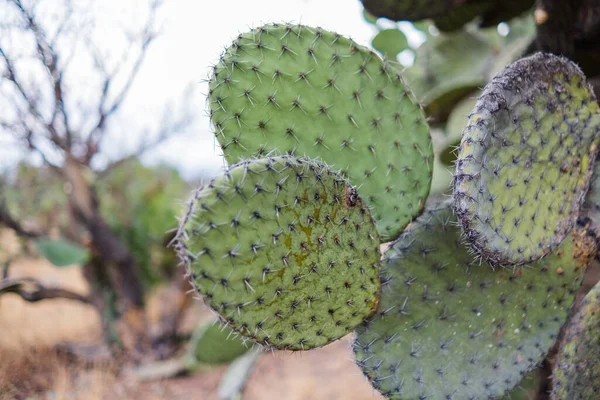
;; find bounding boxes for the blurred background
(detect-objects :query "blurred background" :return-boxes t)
[0,0,546,398]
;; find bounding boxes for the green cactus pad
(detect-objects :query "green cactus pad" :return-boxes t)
[174,156,381,351]
[353,203,586,400]
[552,282,600,400]
[453,53,600,266]
[183,322,251,367]
[208,23,433,241]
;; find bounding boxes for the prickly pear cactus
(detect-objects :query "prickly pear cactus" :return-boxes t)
[552,282,600,400]
[354,202,587,400]
[453,52,600,266]
[208,23,433,241]
[174,156,381,351]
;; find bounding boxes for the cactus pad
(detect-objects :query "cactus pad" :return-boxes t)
[453,53,600,266]
[208,23,433,241]
[174,156,381,350]
[353,203,586,400]
[552,282,600,400]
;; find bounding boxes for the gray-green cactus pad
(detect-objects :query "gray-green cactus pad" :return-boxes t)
[354,203,586,400]
[174,156,381,350]
[453,53,600,266]
[552,282,600,400]
[208,23,433,241]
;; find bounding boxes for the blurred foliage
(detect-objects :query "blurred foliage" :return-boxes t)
[1,163,69,231]
[97,159,192,287]
[402,15,536,122]
[35,238,89,267]
[1,158,193,288]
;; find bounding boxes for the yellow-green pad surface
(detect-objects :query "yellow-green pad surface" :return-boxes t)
[174,156,381,350]
[208,23,433,241]
[453,53,600,266]
[354,203,586,400]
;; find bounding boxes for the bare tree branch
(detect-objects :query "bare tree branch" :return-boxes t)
[99,108,192,177]
[83,0,163,164]
[0,277,93,304]
[9,0,72,150]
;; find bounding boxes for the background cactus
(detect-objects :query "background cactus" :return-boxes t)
[360,0,534,31]
[551,282,600,399]
[183,322,251,367]
[208,23,433,241]
[402,17,535,124]
[173,155,381,350]
[453,53,600,266]
[353,203,587,400]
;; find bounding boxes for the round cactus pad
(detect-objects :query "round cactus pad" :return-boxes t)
[208,23,433,241]
[552,282,600,400]
[453,53,600,266]
[175,156,381,350]
[354,203,586,400]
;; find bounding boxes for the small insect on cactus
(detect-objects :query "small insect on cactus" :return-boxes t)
[173,7,600,398]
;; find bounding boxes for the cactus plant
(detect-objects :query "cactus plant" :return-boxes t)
[173,155,381,350]
[453,52,600,267]
[354,202,587,400]
[207,23,433,241]
[173,3,600,397]
[552,281,600,399]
